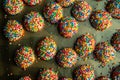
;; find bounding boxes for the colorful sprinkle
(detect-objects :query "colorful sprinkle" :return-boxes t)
[111,66,120,80]
[43,1,63,23]
[15,46,35,70]
[90,10,112,31]
[60,77,72,80]
[58,16,78,38]
[4,0,24,15]
[94,42,116,66]
[74,33,96,59]
[56,0,75,7]
[37,36,57,60]
[38,68,58,80]
[4,20,24,42]
[73,64,95,80]
[24,0,42,6]
[106,0,120,19]
[19,76,32,80]
[96,76,110,80]
[71,1,92,21]
[111,31,120,52]
[24,11,44,32]
[56,48,77,68]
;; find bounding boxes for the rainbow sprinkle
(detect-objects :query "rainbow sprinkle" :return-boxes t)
[58,16,78,38]
[4,20,24,42]
[72,1,92,21]
[24,11,44,32]
[19,76,32,80]
[4,0,24,15]
[37,36,57,60]
[56,48,77,68]
[60,77,72,80]
[15,46,35,70]
[43,1,63,23]
[97,76,110,80]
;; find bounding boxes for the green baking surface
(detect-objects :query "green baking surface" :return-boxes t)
[0,0,120,80]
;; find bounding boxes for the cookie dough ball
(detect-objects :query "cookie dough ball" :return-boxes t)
[4,20,24,42]
[106,0,120,19]
[60,77,72,80]
[58,16,78,38]
[24,11,44,32]
[24,0,42,6]
[96,76,110,80]
[37,37,57,60]
[56,48,77,68]
[4,0,24,15]
[73,64,95,80]
[90,10,112,31]
[43,2,63,23]
[56,0,75,7]
[19,76,31,80]
[15,46,35,70]
[111,66,120,80]
[94,42,116,65]
[71,1,92,21]
[74,33,96,59]
[111,31,120,52]
[38,68,58,80]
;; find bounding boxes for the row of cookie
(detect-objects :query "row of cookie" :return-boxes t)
[19,64,120,80]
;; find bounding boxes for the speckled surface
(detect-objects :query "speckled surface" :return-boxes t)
[0,0,120,80]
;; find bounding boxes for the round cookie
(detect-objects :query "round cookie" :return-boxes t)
[24,11,44,32]
[74,33,96,59]
[43,2,63,23]
[94,42,116,65]
[56,0,75,7]
[96,76,110,80]
[58,16,78,38]
[73,64,95,80]
[15,46,35,70]
[106,0,120,19]
[24,0,42,6]
[90,10,112,31]
[37,36,57,60]
[4,0,24,15]
[56,48,77,68]
[111,66,120,80]
[19,76,31,80]
[111,31,120,52]
[4,20,24,42]
[71,1,92,21]
[38,68,58,80]
[60,77,72,80]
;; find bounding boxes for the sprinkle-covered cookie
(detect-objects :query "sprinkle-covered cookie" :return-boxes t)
[38,68,58,80]
[58,16,78,38]
[111,31,120,52]
[37,36,57,60]
[73,64,95,80]
[56,0,75,7]
[106,0,120,19]
[71,1,92,21]
[24,11,44,32]
[43,2,63,23]
[19,76,32,80]
[56,48,77,68]
[90,10,112,31]
[24,0,42,6]
[4,20,24,42]
[111,66,120,80]
[74,33,96,59]
[4,0,24,15]
[15,46,35,70]
[94,42,116,65]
